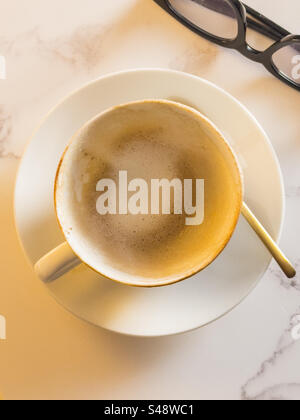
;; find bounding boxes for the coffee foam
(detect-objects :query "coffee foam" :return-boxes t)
[56,100,242,285]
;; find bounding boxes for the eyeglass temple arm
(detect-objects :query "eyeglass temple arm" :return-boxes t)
[158,1,296,47]
[244,3,290,41]
[200,1,290,41]
[246,17,284,41]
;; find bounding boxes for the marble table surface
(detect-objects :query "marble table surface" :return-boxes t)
[0,0,300,400]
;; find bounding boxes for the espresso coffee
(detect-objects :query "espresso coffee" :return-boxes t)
[55,100,242,285]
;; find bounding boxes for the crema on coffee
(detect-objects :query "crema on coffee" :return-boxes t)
[55,100,242,285]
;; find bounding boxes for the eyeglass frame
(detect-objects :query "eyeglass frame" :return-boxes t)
[153,0,300,91]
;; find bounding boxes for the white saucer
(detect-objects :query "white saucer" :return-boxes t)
[14,69,285,337]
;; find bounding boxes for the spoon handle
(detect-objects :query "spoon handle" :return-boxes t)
[242,202,296,279]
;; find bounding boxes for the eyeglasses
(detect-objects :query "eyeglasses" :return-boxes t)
[153,0,300,91]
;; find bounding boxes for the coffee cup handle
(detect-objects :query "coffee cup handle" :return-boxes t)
[34,242,81,283]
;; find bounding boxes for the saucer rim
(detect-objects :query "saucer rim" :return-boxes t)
[14,68,285,337]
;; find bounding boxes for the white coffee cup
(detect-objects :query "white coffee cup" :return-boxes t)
[35,100,243,287]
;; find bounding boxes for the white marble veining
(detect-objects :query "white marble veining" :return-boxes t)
[0,0,300,400]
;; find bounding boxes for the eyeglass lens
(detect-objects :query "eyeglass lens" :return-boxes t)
[272,43,300,86]
[168,0,239,40]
